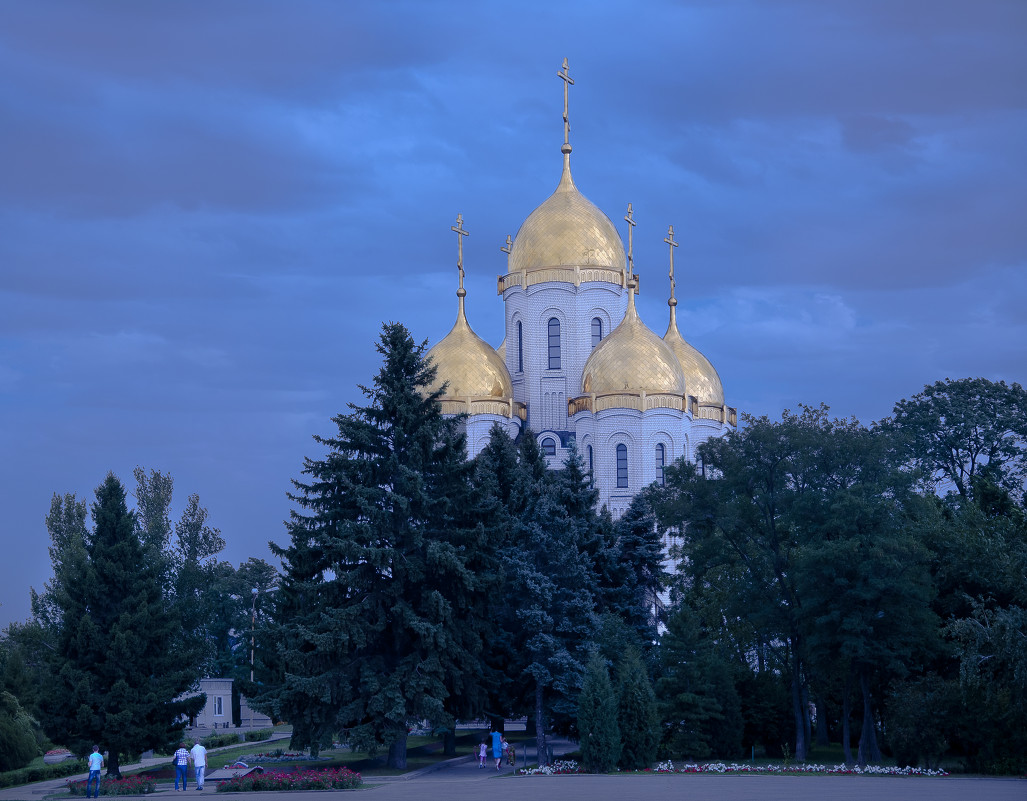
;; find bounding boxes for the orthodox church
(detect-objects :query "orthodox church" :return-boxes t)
[425,61,735,518]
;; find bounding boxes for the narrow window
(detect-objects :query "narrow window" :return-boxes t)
[548,318,561,370]
[656,443,666,486]
[542,438,556,456]
[616,443,628,488]
[516,320,523,373]
[213,697,224,717]
[587,444,594,477]
[591,317,603,349]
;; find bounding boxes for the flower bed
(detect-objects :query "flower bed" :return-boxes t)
[66,776,157,796]
[215,767,362,792]
[521,759,948,777]
[653,760,948,777]
[519,760,584,776]
[44,749,74,765]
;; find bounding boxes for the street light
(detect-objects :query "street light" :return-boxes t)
[250,588,259,683]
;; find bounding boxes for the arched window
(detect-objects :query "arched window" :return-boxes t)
[591,317,603,349]
[616,443,628,488]
[587,444,594,479]
[656,443,666,486]
[548,317,561,370]
[542,438,556,456]
[516,320,523,373]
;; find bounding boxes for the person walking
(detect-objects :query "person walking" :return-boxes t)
[478,740,487,768]
[491,728,503,771]
[173,742,190,791]
[190,739,208,790]
[86,745,103,798]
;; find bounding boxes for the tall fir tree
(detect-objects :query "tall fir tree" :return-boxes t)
[256,323,479,767]
[38,474,202,776]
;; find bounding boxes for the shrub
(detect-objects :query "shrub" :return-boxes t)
[0,691,40,771]
[0,758,88,788]
[243,729,273,743]
[202,732,241,749]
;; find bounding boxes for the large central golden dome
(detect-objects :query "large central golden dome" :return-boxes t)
[581,283,686,396]
[507,155,626,279]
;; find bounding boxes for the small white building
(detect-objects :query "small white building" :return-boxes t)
[183,678,272,730]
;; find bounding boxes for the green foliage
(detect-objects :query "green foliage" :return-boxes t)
[35,474,204,776]
[243,728,274,743]
[0,691,39,771]
[577,652,620,772]
[888,377,1027,505]
[0,758,87,788]
[655,604,741,760]
[884,674,958,769]
[201,732,241,749]
[614,647,657,770]
[255,323,478,767]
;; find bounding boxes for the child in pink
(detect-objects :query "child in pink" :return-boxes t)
[478,741,487,768]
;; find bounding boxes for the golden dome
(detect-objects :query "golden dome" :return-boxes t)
[508,155,626,279]
[664,304,725,406]
[426,294,512,400]
[581,282,685,396]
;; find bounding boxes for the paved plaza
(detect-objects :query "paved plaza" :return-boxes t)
[2,738,1022,801]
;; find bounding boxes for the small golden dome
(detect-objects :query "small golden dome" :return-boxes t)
[509,155,626,277]
[581,283,685,396]
[427,296,512,400]
[664,305,725,406]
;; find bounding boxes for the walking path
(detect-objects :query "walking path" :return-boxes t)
[2,732,1023,801]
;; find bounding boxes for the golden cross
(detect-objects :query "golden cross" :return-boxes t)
[664,225,678,301]
[557,57,574,149]
[624,203,636,284]
[451,214,469,291]
[501,234,513,269]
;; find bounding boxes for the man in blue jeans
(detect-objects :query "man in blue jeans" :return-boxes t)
[173,743,190,790]
[86,745,103,798]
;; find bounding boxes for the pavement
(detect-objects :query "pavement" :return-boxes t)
[2,732,1024,801]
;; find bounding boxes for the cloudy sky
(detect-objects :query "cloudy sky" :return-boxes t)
[1,1,1024,627]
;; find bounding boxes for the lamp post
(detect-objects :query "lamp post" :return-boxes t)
[250,587,259,683]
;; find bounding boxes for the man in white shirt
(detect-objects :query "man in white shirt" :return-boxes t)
[190,740,208,791]
[86,745,103,798]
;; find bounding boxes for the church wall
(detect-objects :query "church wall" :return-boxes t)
[503,279,628,438]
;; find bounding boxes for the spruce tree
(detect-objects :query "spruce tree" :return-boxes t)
[257,323,478,767]
[38,474,202,776]
[577,651,620,772]
[615,645,658,770]
[498,433,597,763]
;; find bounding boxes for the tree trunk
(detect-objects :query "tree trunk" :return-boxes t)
[535,682,548,767]
[387,729,408,770]
[856,670,881,767]
[790,661,807,761]
[442,729,456,757]
[801,678,812,754]
[814,692,830,747]
[842,671,854,765]
[106,751,121,779]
